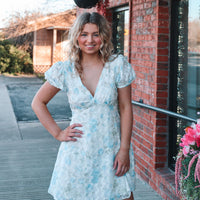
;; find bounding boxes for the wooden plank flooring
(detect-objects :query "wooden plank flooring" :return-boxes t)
[0,122,163,200]
[0,138,57,200]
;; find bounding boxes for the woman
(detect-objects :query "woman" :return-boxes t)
[32,12,135,200]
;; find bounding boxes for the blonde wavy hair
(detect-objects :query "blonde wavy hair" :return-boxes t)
[67,12,113,76]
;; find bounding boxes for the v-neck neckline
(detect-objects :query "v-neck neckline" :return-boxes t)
[77,63,106,99]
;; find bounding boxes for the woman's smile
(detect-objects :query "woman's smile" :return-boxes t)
[86,45,95,48]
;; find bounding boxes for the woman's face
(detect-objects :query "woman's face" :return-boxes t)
[77,23,102,56]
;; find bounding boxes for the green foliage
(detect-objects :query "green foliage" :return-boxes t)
[181,155,200,200]
[0,40,33,74]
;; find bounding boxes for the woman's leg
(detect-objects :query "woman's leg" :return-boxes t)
[123,192,134,200]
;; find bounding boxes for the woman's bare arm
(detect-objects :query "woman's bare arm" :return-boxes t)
[31,81,83,141]
[113,85,133,176]
[118,85,133,151]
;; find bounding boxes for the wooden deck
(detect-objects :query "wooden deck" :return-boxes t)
[0,121,163,200]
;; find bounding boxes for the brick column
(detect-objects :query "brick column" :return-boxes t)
[130,0,177,199]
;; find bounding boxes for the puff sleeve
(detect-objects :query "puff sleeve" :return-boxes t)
[114,55,136,88]
[45,61,67,91]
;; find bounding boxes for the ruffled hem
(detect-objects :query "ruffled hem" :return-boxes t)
[49,190,135,200]
[48,144,135,200]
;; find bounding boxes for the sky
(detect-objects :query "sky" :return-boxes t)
[1,0,199,28]
[0,0,76,28]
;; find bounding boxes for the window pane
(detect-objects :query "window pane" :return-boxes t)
[124,10,129,57]
[188,0,200,118]
[112,9,129,57]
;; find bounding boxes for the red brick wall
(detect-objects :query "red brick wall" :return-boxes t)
[109,0,129,7]
[106,0,177,199]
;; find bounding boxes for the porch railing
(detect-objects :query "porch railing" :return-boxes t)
[132,100,197,123]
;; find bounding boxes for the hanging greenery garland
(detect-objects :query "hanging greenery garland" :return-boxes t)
[96,0,109,17]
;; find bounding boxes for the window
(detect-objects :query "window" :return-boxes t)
[169,0,200,170]
[112,6,129,58]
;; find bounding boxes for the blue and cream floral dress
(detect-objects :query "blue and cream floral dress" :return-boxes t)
[45,54,136,200]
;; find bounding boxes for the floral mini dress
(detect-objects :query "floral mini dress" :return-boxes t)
[45,54,136,200]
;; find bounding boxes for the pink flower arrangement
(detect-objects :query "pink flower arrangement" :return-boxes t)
[175,119,200,199]
[179,120,200,156]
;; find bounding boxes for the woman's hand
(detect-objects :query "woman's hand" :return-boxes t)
[113,148,130,177]
[55,123,83,142]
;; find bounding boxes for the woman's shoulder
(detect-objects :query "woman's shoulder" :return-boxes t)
[45,60,74,77]
[62,60,74,72]
[50,60,75,73]
[108,54,135,88]
[108,54,128,66]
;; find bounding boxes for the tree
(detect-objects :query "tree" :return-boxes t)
[0,39,33,74]
[2,11,44,57]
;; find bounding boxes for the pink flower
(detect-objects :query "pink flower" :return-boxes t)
[184,127,197,144]
[175,119,200,196]
[179,129,195,147]
[185,133,195,145]
[178,121,200,156]
[186,127,196,137]
[180,136,189,147]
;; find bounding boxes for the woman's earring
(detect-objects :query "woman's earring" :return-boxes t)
[99,44,104,56]
[75,42,81,50]
[100,44,104,49]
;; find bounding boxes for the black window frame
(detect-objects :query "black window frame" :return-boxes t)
[169,0,189,170]
[112,5,129,56]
